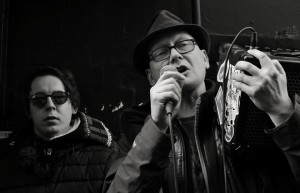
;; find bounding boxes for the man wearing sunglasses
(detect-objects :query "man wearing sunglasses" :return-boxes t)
[0,66,121,193]
[108,10,300,193]
[29,89,75,140]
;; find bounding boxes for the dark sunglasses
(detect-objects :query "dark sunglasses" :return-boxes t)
[29,91,70,108]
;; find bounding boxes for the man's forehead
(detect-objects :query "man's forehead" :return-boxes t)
[149,31,194,51]
[30,75,65,94]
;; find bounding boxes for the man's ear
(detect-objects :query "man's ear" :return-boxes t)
[202,50,210,69]
[72,107,78,114]
[145,69,156,86]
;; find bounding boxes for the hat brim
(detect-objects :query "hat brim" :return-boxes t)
[133,24,210,76]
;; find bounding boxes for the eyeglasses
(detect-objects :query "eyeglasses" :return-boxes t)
[149,39,197,62]
[29,91,69,108]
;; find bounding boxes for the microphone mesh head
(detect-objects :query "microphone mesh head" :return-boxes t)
[159,66,178,77]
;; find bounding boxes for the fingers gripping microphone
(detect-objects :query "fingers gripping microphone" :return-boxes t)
[159,66,178,115]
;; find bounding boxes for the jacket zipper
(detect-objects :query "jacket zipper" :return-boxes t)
[45,148,52,156]
[173,119,187,193]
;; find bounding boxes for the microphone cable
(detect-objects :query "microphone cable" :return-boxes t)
[221,26,257,193]
[166,102,179,193]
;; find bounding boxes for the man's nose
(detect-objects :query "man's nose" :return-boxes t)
[169,48,183,64]
[45,97,56,109]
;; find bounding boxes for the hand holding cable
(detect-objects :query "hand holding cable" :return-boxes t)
[232,49,294,126]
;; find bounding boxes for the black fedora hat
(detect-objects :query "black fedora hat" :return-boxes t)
[133,10,210,76]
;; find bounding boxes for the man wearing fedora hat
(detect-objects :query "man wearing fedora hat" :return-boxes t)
[108,10,300,193]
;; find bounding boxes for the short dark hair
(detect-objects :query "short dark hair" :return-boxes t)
[24,66,80,124]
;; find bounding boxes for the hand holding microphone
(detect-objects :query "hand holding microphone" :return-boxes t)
[159,66,180,115]
[150,65,185,130]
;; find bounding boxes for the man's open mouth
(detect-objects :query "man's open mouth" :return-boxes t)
[176,66,188,73]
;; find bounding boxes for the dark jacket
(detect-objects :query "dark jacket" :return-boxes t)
[0,112,121,193]
[109,80,300,193]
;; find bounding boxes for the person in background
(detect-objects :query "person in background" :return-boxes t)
[108,10,300,193]
[0,66,121,193]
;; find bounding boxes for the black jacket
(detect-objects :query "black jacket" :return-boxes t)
[112,79,300,193]
[0,112,121,193]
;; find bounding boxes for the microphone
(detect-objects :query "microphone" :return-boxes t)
[221,43,260,68]
[159,65,178,115]
[250,31,258,50]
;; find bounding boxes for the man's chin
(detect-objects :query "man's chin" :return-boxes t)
[35,127,60,141]
[182,79,205,91]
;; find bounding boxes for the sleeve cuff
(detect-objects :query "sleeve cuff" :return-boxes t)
[131,117,171,166]
[265,94,300,149]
